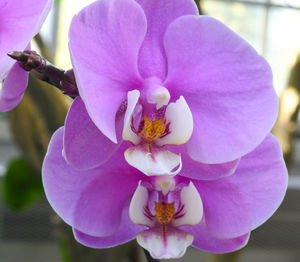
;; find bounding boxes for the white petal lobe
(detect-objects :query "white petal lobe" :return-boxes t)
[129,182,154,227]
[156,96,193,146]
[122,90,141,144]
[172,182,203,227]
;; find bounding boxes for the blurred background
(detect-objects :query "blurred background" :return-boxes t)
[0,0,299,261]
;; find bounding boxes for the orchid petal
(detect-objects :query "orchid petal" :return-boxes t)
[137,227,193,259]
[180,157,240,181]
[122,90,141,144]
[129,182,155,227]
[136,0,198,79]
[166,145,240,180]
[64,97,121,170]
[0,62,28,112]
[156,96,193,146]
[182,220,250,253]
[172,182,203,227]
[73,200,145,248]
[43,128,141,237]
[124,145,182,176]
[164,15,278,163]
[0,0,52,80]
[193,134,288,238]
[69,0,147,143]
[0,0,8,10]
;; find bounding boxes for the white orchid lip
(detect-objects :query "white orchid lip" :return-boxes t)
[124,146,182,176]
[129,181,203,259]
[137,228,194,259]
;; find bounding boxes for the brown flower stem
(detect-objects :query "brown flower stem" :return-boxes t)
[7,50,78,98]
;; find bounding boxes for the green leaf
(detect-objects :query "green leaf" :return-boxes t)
[1,158,44,211]
[58,235,72,262]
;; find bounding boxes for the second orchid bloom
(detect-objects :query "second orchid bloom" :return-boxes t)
[43,129,287,259]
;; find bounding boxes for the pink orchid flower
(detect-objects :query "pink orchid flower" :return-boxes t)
[64,0,278,176]
[43,128,287,259]
[0,0,53,111]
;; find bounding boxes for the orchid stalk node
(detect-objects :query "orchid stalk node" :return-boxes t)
[7,50,78,97]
